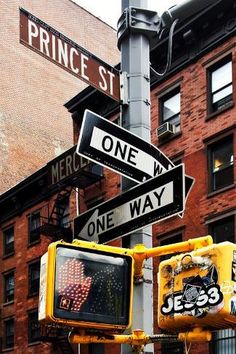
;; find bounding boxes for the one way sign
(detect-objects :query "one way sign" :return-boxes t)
[74,164,185,244]
[77,110,173,183]
[77,110,194,199]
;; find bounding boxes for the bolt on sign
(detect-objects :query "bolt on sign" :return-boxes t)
[19,8,120,101]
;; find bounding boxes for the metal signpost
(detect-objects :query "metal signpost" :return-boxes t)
[74,164,185,244]
[118,1,157,353]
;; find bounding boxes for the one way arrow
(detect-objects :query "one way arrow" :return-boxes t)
[74,164,185,244]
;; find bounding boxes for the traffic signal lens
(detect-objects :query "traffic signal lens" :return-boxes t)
[54,245,132,326]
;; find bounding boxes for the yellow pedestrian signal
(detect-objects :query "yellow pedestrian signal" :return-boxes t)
[158,241,236,331]
[38,240,134,331]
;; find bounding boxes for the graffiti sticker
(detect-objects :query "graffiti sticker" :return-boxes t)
[161,269,223,317]
[161,283,223,315]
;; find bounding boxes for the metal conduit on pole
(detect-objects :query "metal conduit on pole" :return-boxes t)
[118,1,159,353]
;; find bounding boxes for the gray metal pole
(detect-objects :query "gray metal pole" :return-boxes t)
[120,1,154,353]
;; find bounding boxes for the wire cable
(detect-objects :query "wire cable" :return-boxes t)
[150,19,179,77]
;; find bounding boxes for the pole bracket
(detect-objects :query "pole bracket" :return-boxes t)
[117,7,160,49]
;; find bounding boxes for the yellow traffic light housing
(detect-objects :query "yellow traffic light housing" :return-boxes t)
[39,240,134,331]
[158,241,236,331]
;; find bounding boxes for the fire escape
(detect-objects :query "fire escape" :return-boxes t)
[39,186,73,242]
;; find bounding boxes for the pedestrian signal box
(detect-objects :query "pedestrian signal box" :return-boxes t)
[38,240,134,331]
[158,242,236,331]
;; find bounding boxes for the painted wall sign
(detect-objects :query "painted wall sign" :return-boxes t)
[47,145,89,185]
[19,8,120,101]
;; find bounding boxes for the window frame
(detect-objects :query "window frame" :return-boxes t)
[207,213,236,353]
[86,196,105,210]
[56,195,70,228]
[207,55,233,115]
[28,260,40,297]
[3,270,15,304]
[28,210,41,245]
[207,135,234,194]
[159,231,183,262]
[28,309,41,344]
[208,214,235,244]
[3,317,15,349]
[161,341,184,354]
[3,225,15,257]
[210,329,236,354]
[159,86,181,131]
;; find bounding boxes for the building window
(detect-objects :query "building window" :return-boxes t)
[3,226,14,256]
[209,215,235,244]
[86,197,104,210]
[208,136,234,192]
[208,215,235,353]
[28,211,41,244]
[28,261,40,296]
[159,232,183,261]
[89,344,105,354]
[160,87,181,132]
[208,56,233,113]
[28,310,41,343]
[56,196,70,227]
[4,271,14,303]
[89,163,103,178]
[161,342,184,354]
[210,329,236,354]
[3,318,14,349]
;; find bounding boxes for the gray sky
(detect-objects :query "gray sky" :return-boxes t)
[73,0,185,28]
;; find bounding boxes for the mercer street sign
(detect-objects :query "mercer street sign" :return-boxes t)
[19,8,120,102]
[74,164,185,244]
[77,110,194,197]
[48,145,89,186]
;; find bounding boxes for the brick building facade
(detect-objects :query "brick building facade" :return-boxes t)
[0,0,235,354]
[0,0,119,194]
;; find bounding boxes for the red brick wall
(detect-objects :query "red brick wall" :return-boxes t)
[150,38,235,354]
[0,201,54,353]
[152,37,236,243]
